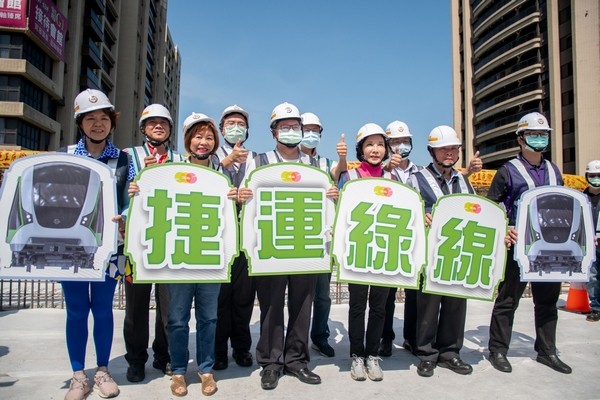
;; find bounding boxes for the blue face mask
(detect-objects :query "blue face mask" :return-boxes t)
[524,136,549,152]
[278,129,302,146]
[300,131,320,149]
[392,143,412,158]
[223,125,246,144]
[588,176,600,188]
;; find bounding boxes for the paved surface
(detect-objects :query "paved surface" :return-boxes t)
[0,295,598,400]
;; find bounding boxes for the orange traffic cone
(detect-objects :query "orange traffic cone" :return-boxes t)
[565,282,592,313]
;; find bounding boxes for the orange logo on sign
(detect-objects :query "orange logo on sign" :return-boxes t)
[174,172,197,184]
[374,186,393,197]
[281,171,301,182]
[464,202,481,213]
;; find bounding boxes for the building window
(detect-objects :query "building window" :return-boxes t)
[0,75,21,101]
[16,120,49,150]
[561,90,574,107]
[0,33,23,58]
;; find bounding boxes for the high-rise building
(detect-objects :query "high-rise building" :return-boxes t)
[451,0,599,174]
[0,0,180,152]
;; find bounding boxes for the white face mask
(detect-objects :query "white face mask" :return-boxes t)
[223,125,246,144]
[278,128,303,146]
[300,131,320,149]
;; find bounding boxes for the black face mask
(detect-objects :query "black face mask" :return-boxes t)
[191,153,210,160]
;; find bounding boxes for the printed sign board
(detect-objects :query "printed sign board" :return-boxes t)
[333,178,426,288]
[240,163,335,275]
[0,153,118,281]
[514,186,596,282]
[125,163,239,283]
[423,194,507,301]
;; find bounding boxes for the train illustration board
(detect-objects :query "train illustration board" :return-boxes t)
[0,153,118,281]
[514,186,596,282]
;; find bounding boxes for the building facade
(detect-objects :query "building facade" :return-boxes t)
[451,0,599,174]
[0,0,180,152]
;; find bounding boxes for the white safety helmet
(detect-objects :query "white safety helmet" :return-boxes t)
[301,112,323,131]
[516,112,552,135]
[183,112,217,136]
[385,120,412,139]
[139,104,173,128]
[356,123,387,143]
[427,125,462,148]
[270,102,301,129]
[182,112,220,158]
[73,89,114,119]
[355,123,389,163]
[220,104,249,127]
[586,160,600,174]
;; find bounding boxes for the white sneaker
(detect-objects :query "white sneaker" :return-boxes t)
[350,354,367,381]
[366,355,383,381]
[93,367,120,398]
[64,373,90,400]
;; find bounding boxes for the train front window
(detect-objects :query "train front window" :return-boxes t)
[33,183,86,208]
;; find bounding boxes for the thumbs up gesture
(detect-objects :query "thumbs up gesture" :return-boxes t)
[231,139,249,164]
[466,150,482,175]
[336,133,347,160]
[144,147,158,167]
[388,146,402,169]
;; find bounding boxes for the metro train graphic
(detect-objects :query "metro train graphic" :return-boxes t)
[6,161,104,273]
[524,192,585,276]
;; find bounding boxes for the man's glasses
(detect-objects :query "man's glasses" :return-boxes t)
[523,131,549,139]
[223,121,247,128]
[278,124,301,133]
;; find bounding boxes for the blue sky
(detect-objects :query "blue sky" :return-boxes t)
[167,1,453,166]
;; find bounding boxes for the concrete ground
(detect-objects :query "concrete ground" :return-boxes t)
[0,295,598,400]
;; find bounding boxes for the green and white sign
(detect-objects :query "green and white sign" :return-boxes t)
[333,178,426,288]
[125,163,238,283]
[424,194,507,301]
[514,186,596,282]
[240,163,335,275]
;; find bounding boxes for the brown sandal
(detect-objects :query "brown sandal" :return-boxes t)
[170,374,188,397]
[199,373,218,396]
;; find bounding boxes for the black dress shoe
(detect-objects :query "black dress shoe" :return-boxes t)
[126,364,145,383]
[378,339,392,357]
[586,311,600,322]
[233,350,253,367]
[213,357,228,371]
[417,360,436,377]
[285,368,321,384]
[536,354,572,374]
[152,360,173,376]
[489,352,512,373]
[261,369,280,390]
[437,357,473,375]
[312,342,335,357]
[402,340,415,355]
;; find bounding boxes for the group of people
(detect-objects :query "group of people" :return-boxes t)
[59,88,600,400]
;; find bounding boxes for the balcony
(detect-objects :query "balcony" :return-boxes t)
[474,9,540,58]
[473,0,529,36]
[476,106,538,134]
[475,54,541,91]
[476,81,541,114]
[475,62,542,101]
[474,88,543,122]
[84,10,103,42]
[105,0,118,23]
[474,33,541,79]
[90,0,105,16]
[80,67,100,90]
[82,38,102,69]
